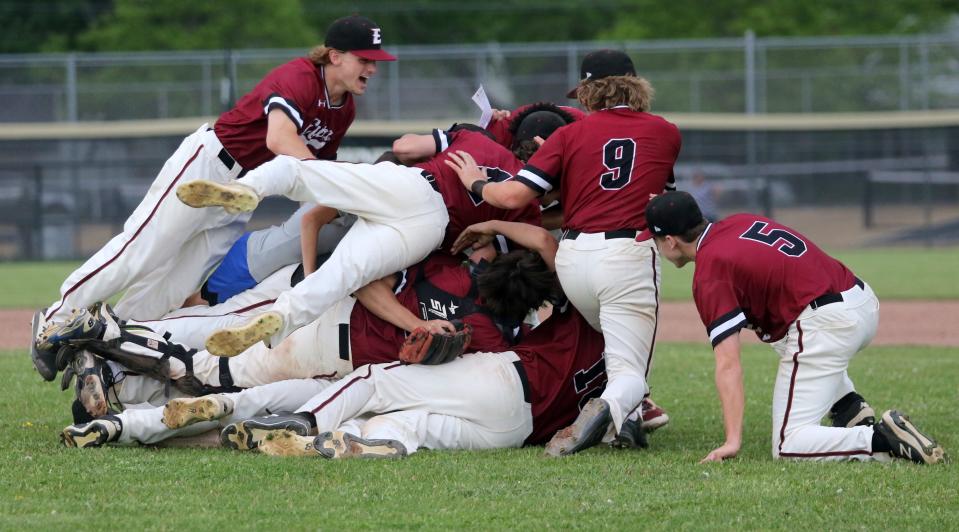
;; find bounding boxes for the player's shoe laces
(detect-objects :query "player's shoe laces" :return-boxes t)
[176,179,259,214]
[640,398,670,432]
[545,397,612,457]
[35,308,105,354]
[162,394,235,429]
[313,431,408,459]
[205,311,283,357]
[829,392,876,428]
[61,416,121,448]
[29,309,57,381]
[219,412,314,451]
[875,410,945,465]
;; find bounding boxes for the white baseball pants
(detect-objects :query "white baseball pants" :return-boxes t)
[46,125,249,324]
[771,281,884,461]
[554,235,660,432]
[297,352,533,454]
[117,379,329,445]
[234,157,448,345]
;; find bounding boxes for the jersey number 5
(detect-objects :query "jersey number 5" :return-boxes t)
[739,221,807,257]
[600,139,636,190]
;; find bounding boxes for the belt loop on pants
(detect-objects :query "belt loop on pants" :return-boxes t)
[207,127,247,178]
[810,277,864,310]
[512,360,531,404]
[561,228,640,241]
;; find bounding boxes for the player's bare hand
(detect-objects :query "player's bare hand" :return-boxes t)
[444,150,486,190]
[451,221,499,254]
[422,319,456,334]
[699,442,740,463]
[491,109,511,122]
[534,135,546,146]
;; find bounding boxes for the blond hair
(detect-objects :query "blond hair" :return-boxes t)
[576,75,655,112]
[308,45,333,66]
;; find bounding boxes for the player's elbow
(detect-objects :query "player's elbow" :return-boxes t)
[392,134,423,162]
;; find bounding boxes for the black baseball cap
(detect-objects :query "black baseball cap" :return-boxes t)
[325,15,396,62]
[638,191,706,240]
[566,49,637,98]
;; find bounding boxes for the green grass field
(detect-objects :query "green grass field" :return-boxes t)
[3,246,956,308]
[1,343,955,529]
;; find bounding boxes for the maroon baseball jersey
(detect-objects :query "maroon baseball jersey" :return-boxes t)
[513,304,607,445]
[214,58,356,170]
[516,108,680,233]
[349,253,511,366]
[693,214,858,346]
[486,104,586,149]
[416,129,542,250]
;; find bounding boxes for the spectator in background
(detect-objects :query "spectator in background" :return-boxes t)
[687,170,721,221]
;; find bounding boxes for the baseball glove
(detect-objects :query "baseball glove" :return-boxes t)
[398,321,473,365]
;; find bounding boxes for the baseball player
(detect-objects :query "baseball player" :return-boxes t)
[32,15,396,382]
[644,191,945,465]
[192,203,356,306]
[485,102,584,151]
[59,233,562,448]
[174,109,572,357]
[444,49,681,453]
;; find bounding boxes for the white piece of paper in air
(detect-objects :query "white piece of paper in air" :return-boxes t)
[472,85,493,128]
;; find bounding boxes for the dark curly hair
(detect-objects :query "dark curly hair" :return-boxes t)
[508,102,576,161]
[476,250,562,323]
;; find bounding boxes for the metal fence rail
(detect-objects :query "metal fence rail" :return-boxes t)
[4,33,959,122]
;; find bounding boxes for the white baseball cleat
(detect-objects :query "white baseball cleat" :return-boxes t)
[258,430,319,457]
[205,311,283,357]
[176,179,259,214]
[162,394,235,429]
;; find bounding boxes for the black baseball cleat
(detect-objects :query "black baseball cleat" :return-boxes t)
[35,308,105,354]
[219,412,315,451]
[829,392,876,428]
[61,416,122,448]
[312,431,408,459]
[609,418,649,449]
[30,309,57,382]
[544,398,612,457]
[875,410,945,465]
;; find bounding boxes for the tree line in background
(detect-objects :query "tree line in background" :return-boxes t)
[3,0,959,54]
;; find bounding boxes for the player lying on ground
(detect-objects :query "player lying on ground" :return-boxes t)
[172,107,572,358]
[644,191,945,465]
[49,242,560,422]
[31,15,394,382]
[443,50,681,455]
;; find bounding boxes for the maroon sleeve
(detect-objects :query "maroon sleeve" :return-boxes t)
[693,277,747,347]
[261,64,320,132]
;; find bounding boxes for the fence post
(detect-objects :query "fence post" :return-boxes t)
[919,36,929,110]
[30,165,44,260]
[863,174,873,228]
[389,59,400,120]
[898,41,910,111]
[744,30,756,115]
[66,53,78,122]
[566,43,579,96]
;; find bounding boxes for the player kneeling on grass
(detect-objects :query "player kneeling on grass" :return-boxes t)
[644,191,945,465]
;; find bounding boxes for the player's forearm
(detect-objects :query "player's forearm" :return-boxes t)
[713,337,745,448]
[266,109,315,160]
[300,206,337,275]
[354,278,423,333]
[485,220,558,270]
[478,181,538,210]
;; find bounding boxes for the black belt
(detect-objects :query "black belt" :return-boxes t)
[810,277,864,310]
[420,170,440,193]
[562,228,639,241]
[513,360,531,404]
[207,127,247,177]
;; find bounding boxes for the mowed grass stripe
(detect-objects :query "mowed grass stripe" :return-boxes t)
[1,344,955,529]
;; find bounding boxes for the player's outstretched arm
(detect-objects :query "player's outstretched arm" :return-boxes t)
[701,334,745,463]
[392,133,437,165]
[265,109,315,160]
[354,276,455,334]
[444,150,539,210]
[300,205,338,275]
[452,220,557,271]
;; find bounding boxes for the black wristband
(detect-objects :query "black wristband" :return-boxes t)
[471,179,487,197]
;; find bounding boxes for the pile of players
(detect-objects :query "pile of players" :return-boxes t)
[30,15,944,465]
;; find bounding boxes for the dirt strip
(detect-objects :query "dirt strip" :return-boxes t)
[2,302,957,351]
